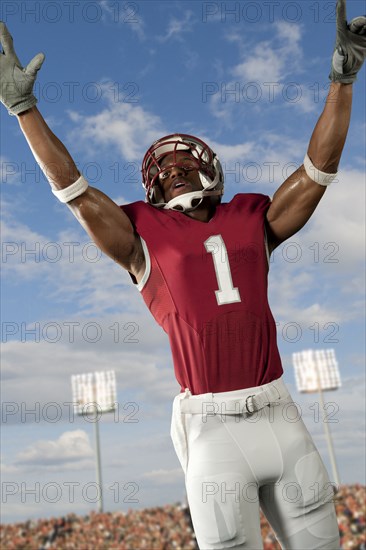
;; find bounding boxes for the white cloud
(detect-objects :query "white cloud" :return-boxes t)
[1,216,136,315]
[67,97,165,163]
[0,462,19,475]
[267,166,365,326]
[233,43,284,83]
[231,21,302,82]
[1,155,19,185]
[16,430,93,466]
[300,168,366,271]
[1,187,149,316]
[141,468,183,484]
[158,11,195,43]
[221,158,366,333]
[100,0,146,41]
[206,133,306,190]
[275,20,302,44]
[210,22,317,123]
[206,140,256,163]
[2,333,173,402]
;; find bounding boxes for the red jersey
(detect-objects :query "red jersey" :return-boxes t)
[121,194,283,394]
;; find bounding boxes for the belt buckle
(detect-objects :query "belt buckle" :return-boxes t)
[245,394,255,414]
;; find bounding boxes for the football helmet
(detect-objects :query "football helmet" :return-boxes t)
[141,134,224,211]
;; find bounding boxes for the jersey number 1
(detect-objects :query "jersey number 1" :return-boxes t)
[204,235,241,305]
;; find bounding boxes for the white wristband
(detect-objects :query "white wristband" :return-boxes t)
[52,175,89,203]
[303,154,337,186]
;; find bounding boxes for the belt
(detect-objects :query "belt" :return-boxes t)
[180,377,283,415]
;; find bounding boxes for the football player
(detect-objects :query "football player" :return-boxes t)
[1,0,365,548]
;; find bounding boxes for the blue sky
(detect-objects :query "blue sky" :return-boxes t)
[1,0,365,524]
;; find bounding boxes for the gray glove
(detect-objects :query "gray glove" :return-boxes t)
[0,22,45,115]
[329,0,366,83]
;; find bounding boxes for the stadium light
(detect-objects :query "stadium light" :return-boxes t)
[71,370,117,513]
[292,349,341,486]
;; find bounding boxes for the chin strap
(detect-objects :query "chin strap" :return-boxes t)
[163,189,223,212]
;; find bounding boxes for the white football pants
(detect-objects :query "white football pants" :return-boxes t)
[170,376,341,550]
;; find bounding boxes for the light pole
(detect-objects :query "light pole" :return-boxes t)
[71,370,117,513]
[292,349,341,486]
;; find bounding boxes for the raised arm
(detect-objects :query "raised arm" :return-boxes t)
[266,82,352,252]
[0,22,145,282]
[266,0,365,253]
[17,107,145,279]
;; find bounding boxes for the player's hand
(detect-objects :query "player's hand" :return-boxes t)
[0,22,45,115]
[329,0,366,83]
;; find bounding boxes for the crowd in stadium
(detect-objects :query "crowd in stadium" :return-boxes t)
[337,485,366,549]
[1,484,364,549]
